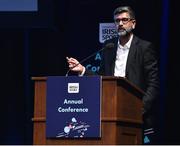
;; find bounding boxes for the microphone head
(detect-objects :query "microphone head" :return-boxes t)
[104,43,115,49]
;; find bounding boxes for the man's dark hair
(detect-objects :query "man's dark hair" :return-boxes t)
[113,6,135,19]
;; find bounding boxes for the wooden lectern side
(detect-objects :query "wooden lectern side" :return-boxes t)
[32,76,143,145]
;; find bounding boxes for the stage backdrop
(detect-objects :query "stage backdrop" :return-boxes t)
[1,0,177,144]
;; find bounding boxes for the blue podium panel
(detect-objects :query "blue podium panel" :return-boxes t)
[46,76,101,138]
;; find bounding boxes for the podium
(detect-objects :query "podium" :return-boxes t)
[32,76,144,144]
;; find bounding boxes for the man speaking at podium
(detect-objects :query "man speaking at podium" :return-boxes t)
[66,6,160,144]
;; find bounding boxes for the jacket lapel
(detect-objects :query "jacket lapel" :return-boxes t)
[125,35,139,77]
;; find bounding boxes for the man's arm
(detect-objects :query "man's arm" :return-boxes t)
[143,43,160,115]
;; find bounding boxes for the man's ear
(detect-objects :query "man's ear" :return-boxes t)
[132,20,136,29]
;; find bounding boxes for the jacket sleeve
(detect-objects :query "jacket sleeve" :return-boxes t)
[142,43,160,115]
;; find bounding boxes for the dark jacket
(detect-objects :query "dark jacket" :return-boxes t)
[86,35,160,128]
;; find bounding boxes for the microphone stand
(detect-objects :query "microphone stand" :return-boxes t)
[65,43,114,76]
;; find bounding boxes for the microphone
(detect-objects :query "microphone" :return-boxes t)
[65,43,114,76]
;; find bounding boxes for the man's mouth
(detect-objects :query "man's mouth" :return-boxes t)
[118,28,125,32]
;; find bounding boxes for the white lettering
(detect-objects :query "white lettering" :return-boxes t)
[63,98,83,104]
[58,106,89,113]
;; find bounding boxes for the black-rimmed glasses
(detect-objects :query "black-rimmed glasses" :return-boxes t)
[114,18,133,24]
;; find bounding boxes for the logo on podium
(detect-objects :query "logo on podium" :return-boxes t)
[46,76,101,138]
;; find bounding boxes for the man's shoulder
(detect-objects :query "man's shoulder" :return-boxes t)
[134,35,152,46]
[133,36,156,53]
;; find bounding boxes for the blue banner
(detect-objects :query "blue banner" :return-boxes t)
[46,76,101,138]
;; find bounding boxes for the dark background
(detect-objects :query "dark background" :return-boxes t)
[0,0,178,144]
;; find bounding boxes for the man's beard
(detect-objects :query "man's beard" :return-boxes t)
[118,27,133,37]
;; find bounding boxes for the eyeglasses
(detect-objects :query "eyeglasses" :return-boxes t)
[114,18,133,25]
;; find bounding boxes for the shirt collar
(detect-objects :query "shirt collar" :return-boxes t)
[118,34,134,49]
